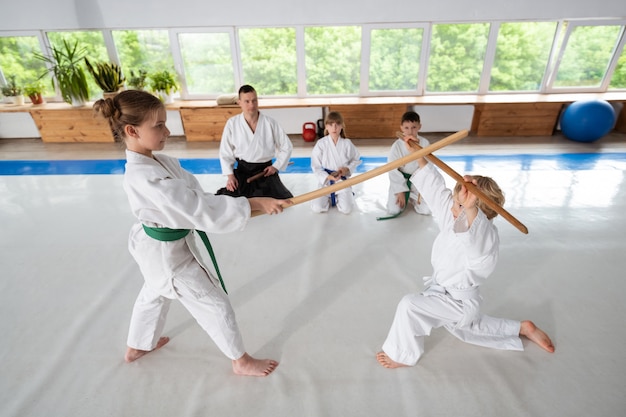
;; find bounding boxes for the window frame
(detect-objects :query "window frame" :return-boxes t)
[544,19,626,93]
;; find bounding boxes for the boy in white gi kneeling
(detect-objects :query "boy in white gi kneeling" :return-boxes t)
[377,134,555,368]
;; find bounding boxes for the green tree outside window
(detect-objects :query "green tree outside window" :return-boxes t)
[239,27,297,96]
[0,36,52,96]
[305,26,361,95]
[369,28,423,92]
[554,25,622,88]
[490,22,557,91]
[427,23,489,92]
[178,32,235,95]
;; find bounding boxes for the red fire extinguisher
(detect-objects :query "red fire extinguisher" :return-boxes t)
[302,122,317,142]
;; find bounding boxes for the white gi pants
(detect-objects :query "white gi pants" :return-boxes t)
[126,261,245,360]
[382,292,523,366]
[310,187,355,214]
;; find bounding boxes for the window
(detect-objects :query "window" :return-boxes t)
[427,23,490,93]
[46,31,108,99]
[490,22,557,92]
[2,20,625,101]
[367,27,424,92]
[304,26,361,95]
[553,24,622,88]
[0,35,52,96]
[112,29,174,85]
[609,43,626,89]
[177,31,235,96]
[239,27,297,96]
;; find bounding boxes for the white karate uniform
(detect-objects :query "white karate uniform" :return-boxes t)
[382,163,523,366]
[310,135,361,214]
[123,150,250,359]
[386,137,431,215]
[219,112,292,175]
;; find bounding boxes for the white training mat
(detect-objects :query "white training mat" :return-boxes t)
[1,154,625,417]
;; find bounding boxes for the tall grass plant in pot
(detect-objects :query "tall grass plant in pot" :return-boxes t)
[85,59,126,98]
[34,39,90,107]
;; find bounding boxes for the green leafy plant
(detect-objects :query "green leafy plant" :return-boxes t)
[24,81,46,104]
[1,75,23,97]
[33,39,90,105]
[148,69,179,95]
[128,69,148,90]
[85,59,126,93]
[24,81,45,96]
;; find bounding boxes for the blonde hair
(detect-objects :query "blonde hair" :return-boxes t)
[453,175,505,220]
[324,111,346,138]
[93,90,164,143]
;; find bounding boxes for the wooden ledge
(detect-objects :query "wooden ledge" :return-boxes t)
[3,91,625,113]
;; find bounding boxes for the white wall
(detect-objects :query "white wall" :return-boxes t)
[2,0,625,31]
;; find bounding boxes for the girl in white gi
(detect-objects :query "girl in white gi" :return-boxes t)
[310,112,361,214]
[377,135,554,368]
[94,90,289,377]
[378,111,430,220]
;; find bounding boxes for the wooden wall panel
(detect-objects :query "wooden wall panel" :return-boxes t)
[327,104,409,139]
[29,108,114,142]
[179,107,239,141]
[615,103,626,133]
[472,103,563,136]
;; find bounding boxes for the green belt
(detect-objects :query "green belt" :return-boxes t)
[377,171,412,221]
[142,225,228,294]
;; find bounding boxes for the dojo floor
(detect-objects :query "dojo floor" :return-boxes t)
[1,133,626,417]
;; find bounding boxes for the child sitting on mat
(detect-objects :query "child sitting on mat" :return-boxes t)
[310,111,361,214]
[379,111,431,220]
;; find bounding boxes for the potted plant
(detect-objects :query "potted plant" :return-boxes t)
[148,69,179,104]
[128,69,148,91]
[85,59,126,98]
[24,81,46,105]
[1,75,24,105]
[34,39,90,107]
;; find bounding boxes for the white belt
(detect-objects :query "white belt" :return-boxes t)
[424,284,479,301]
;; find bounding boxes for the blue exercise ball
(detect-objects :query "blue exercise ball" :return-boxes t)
[560,100,616,143]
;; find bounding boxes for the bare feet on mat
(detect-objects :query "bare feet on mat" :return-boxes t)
[376,351,408,369]
[520,320,555,353]
[125,336,170,363]
[232,353,279,376]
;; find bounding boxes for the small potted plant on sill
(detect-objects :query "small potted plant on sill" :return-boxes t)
[34,39,90,107]
[85,59,126,99]
[127,69,148,91]
[148,69,179,104]
[24,81,46,105]
[2,75,24,105]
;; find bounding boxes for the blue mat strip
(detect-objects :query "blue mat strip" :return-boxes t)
[1,154,625,176]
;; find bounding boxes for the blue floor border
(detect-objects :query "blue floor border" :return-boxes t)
[1,153,625,176]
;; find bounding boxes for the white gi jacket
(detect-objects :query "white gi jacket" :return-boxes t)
[123,150,251,298]
[387,136,430,197]
[411,163,499,327]
[219,112,293,175]
[310,135,361,187]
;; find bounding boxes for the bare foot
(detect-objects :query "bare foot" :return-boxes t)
[376,351,408,369]
[520,320,555,353]
[125,337,170,363]
[232,353,278,377]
